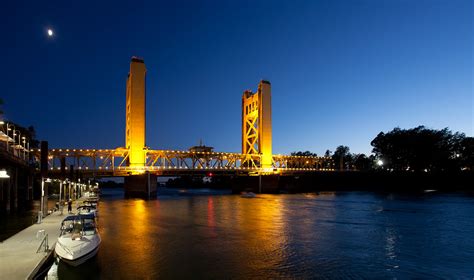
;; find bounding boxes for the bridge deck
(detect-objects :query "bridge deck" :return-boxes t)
[32,148,335,177]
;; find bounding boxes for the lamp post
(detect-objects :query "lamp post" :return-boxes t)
[59,179,62,206]
[26,141,30,162]
[0,121,5,150]
[59,179,66,215]
[0,121,6,153]
[0,170,9,212]
[38,177,52,223]
[6,124,14,152]
[21,136,26,160]
[38,177,45,223]
[14,130,20,158]
[68,181,72,200]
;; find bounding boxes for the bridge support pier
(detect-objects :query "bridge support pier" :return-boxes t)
[232,174,280,194]
[124,172,157,199]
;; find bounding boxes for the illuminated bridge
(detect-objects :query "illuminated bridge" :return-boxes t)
[33,57,334,196]
[36,148,333,177]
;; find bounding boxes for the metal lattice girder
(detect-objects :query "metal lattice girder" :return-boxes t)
[31,148,334,177]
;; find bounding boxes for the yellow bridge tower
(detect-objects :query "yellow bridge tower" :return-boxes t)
[124,57,157,198]
[242,80,272,169]
[125,57,147,169]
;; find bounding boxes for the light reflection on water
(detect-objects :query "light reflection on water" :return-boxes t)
[57,190,474,279]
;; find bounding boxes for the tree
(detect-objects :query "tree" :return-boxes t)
[370,126,465,172]
[324,150,332,157]
[459,137,474,170]
[332,145,351,170]
[27,125,40,148]
[352,153,372,171]
[291,151,317,157]
[0,98,4,117]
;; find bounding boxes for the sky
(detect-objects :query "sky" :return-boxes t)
[1,0,472,155]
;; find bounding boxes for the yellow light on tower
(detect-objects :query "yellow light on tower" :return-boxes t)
[125,57,146,173]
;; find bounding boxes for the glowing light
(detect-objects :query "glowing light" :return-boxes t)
[0,170,10,178]
[47,29,53,37]
[377,160,384,166]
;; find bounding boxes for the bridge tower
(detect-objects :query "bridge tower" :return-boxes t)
[242,80,272,168]
[125,57,147,168]
[124,57,156,198]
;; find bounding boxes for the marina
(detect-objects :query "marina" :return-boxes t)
[0,211,63,279]
[0,194,99,279]
[48,189,474,279]
[0,0,472,278]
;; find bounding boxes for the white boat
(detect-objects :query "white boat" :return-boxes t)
[241,191,256,198]
[77,205,98,217]
[55,214,101,266]
[83,199,98,208]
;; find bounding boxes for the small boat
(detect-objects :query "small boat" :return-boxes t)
[424,189,437,193]
[83,199,98,208]
[241,192,256,198]
[77,205,98,217]
[55,214,101,266]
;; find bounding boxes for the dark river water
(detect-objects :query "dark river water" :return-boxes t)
[56,189,474,279]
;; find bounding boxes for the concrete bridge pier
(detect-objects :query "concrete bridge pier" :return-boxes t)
[124,172,157,199]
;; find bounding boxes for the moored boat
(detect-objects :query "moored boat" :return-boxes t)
[241,192,256,198]
[55,214,101,266]
[77,205,98,217]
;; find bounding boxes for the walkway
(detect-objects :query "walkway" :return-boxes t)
[0,200,85,279]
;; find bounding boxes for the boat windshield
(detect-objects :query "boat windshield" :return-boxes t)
[78,206,96,213]
[82,217,96,236]
[60,215,97,237]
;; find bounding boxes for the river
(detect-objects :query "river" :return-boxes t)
[55,189,474,279]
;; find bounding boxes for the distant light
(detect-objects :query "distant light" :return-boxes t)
[47,29,53,37]
[0,170,10,178]
[377,160,383,166]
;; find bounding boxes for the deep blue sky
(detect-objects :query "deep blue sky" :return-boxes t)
[1,0,472,155]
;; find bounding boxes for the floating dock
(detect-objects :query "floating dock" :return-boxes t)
[0,199,88,279]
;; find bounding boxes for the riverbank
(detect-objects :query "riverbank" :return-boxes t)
[211,171,474,194]
[275,171,474,193]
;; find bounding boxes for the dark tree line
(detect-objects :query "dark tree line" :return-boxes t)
[293,126,473,172]
[329,145,374,171]
[371,126,473,172]
[290,151,318,157]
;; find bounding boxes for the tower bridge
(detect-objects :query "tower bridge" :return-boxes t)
[32,57,334,196]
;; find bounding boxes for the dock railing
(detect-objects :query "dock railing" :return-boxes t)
[36,233,49,253]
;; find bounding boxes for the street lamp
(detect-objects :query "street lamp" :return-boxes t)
[59,179,67,215]
[22,136,26,160]
[14,130,20,157]
[0,121,5,150]
[0,169,10,178]
[38,177,52,223]
[6,123,14,152]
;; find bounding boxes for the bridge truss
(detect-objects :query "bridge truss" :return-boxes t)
[32,148,334,177]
